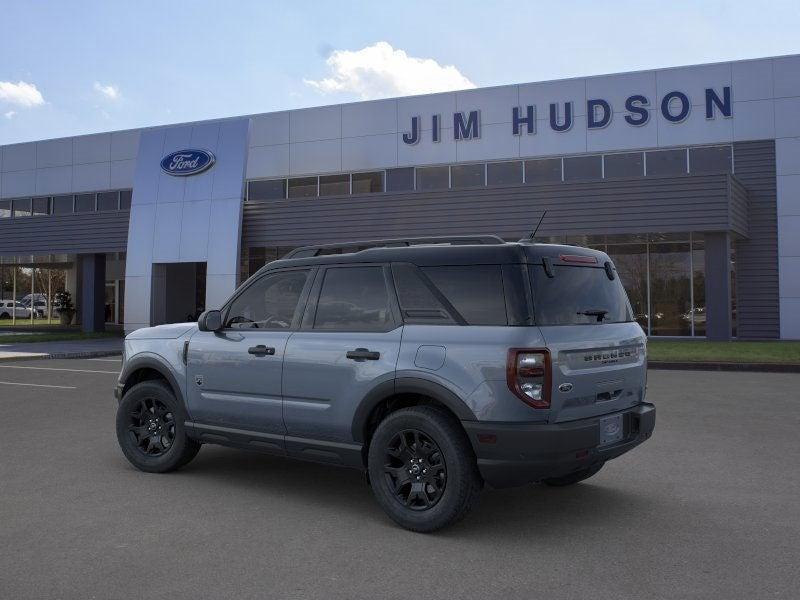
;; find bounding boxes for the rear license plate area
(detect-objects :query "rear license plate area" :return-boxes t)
[599,413,624,447]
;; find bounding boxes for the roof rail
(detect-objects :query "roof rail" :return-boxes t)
[282,235,505,259]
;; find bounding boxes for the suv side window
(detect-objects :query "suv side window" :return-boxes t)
[225,269,309,329]
[392,263,457,325]
[313,266,392,331]
[421,265,508,325]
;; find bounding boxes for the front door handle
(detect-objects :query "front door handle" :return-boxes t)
[346,348,380,361]
[248,345,276,356]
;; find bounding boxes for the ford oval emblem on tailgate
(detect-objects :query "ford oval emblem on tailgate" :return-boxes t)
[558,382,574,393]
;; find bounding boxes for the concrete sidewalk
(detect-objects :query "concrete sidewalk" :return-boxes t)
[0,337,123,361]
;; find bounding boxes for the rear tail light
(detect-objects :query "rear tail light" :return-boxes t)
[507,348,551,409]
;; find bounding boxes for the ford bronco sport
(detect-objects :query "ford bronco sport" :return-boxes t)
[115,235,655,532]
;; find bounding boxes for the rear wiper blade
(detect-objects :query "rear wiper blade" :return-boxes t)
[577,309,608,322]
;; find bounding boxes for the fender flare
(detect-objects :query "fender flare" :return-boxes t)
[119,353,187,410]
[350,376,477,443]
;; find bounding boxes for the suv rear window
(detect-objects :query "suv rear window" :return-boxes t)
[530,264,632,325]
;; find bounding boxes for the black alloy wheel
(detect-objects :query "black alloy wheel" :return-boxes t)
[126,397,177,457]
[384,429,447,510]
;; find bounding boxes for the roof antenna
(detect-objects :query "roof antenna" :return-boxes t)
[527,210,547,241]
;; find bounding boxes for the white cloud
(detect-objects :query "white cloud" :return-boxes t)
[304,41,475,100]
[93,82,121,100]
[4,110,17,119]
[0,81,44,107]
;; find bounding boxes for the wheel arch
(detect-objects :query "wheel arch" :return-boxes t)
[120,355,186,410]
[351,377,477,446]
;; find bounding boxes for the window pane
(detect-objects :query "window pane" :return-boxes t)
[314,267,391,331]
[649,242,691,335]
[249,179,286,201]
[607,244,649,332]
[119,190,132,210]
[692,237,706,336]
[690,146,732,174]
[52,195,74,214]
[0,200,10,218]
[416,166,449,191]
[12,198,32,217]
[32,197,49,215]
[98,191,119,211]
[530,265,632,325]
[392,264,456,324]
[646,149,686,176]
[288,177,317,198]
[74,194,96,212]
[451,163,485,188]
[319,174,350,196]
[352,171,384,194]
[524,158,562,183]
[386,167,414,192]
[563,155,602,181]
[604,153,644,178]
[487,161,523,186]
[226,270,309,329]
[422,265,507,325]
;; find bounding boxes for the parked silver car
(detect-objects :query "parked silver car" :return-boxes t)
[115,236,655,532]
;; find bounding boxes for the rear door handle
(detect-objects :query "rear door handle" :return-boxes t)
[346,348,380,361]
[248,345,276,356]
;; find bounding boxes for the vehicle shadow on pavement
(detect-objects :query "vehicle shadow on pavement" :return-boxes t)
[128,445,654,536]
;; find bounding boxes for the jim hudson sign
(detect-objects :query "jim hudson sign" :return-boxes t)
[401,86,732,145]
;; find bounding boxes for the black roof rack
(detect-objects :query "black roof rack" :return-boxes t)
[282,235,506,259]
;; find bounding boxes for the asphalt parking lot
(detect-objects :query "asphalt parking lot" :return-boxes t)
[1,359,799,600]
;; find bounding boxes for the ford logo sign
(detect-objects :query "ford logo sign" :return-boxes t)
[160,149,215,176]
[558,382,574,393]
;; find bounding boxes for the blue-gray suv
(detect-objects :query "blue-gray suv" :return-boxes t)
[115,236,655,532]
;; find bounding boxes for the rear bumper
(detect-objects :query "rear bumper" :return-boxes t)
[462,403,655,489]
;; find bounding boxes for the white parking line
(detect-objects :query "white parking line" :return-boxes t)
[0,365,119,375]
[0,380,77,389]
[86,358,122,362]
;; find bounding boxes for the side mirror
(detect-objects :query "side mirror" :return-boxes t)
[197,309,223,332]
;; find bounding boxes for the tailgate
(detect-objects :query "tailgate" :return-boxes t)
[540,322,647,423]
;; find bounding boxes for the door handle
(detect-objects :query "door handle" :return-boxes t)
[248,345,276,356]
[346,348,380,361]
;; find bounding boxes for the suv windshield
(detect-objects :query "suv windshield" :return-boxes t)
[530,264,632,325]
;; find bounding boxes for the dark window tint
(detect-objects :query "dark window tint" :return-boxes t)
[314,267,392,331]
[530,265,632,325]
[98,191,119,211]
[451,163,485,188]
[646,149,686,176]
[487,161,523,185]
[421,265,507,325]
[352,171,384,194]
[0,200,11,218]
[416,166,449,191]
[226,270,309,329]
[12,198,32,217]
[249,179,286,201]
[563,155,602,181]
[604,152,644,178]
[288,177,317,198]
[319,174,350,196]
[386,167,415,192]
[119,190,132,210]
[74,194,96,212]
[392,264,456,324]
[525,158,562,183]
[52,195,74,214]
[32,197,50,215]
[690,145,732,173]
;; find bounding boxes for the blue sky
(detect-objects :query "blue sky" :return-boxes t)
[1,0,799,144]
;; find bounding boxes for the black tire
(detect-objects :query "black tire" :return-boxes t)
[542,462,604,487]
[0,312,10,320]
[367,406,482,533]
[116,380,200,473]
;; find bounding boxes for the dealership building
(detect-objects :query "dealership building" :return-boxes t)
[1,54,799,340]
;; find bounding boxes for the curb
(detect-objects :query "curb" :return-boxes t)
[0,350,122,363]
[649,361,800,373]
